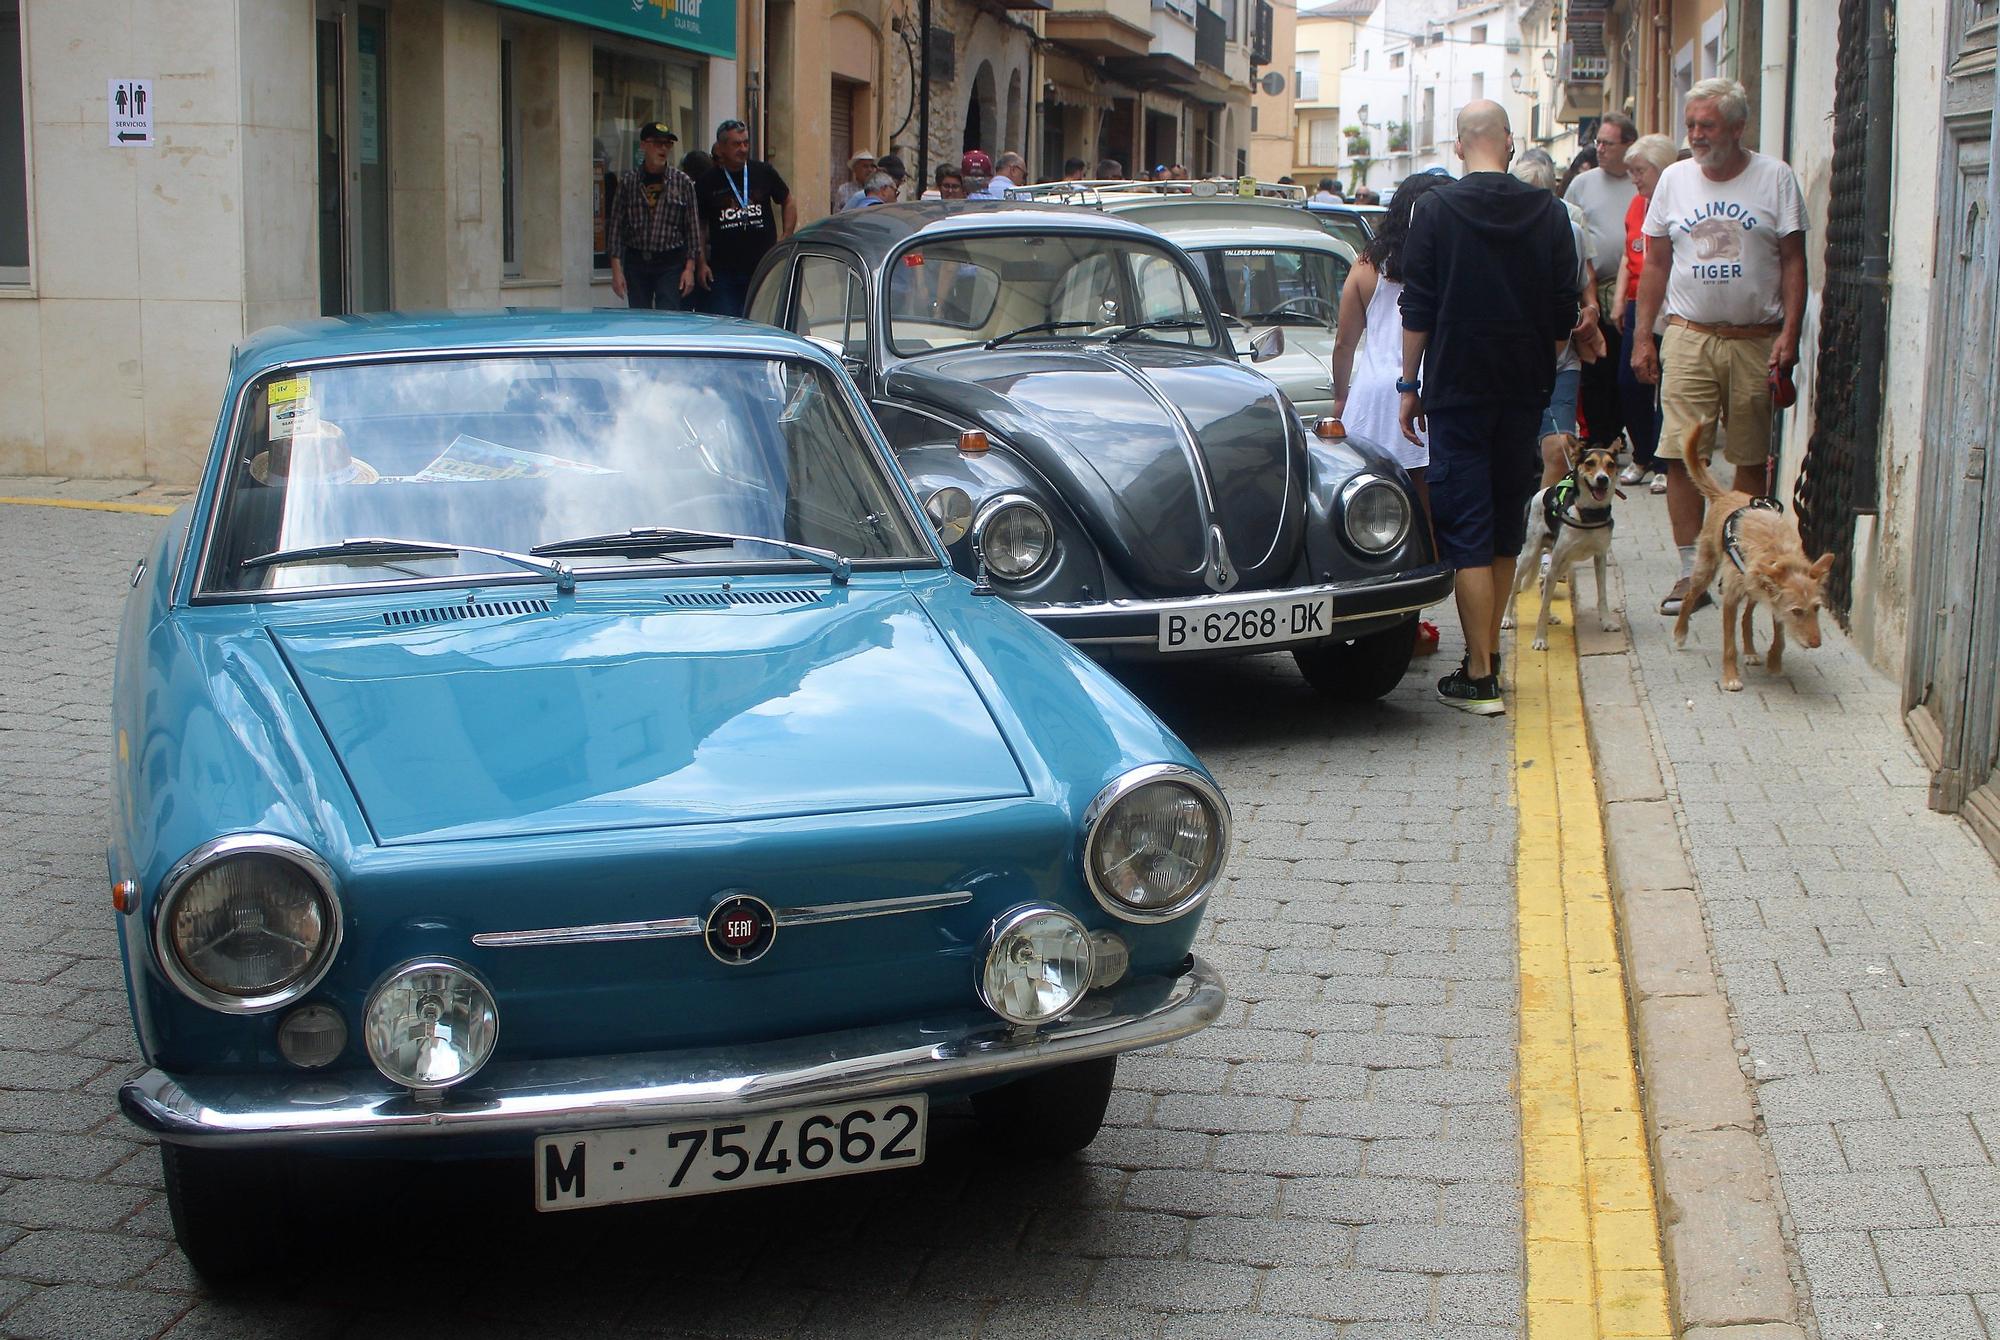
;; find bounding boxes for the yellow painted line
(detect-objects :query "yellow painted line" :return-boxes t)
[0,495,178,515]
[1513,587,1672,1340]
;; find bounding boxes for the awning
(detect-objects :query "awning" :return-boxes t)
[491,0,734,60]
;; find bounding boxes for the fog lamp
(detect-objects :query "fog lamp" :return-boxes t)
[1088,929,1131,989]
[277,1002,348,1069]
[979,906,1091,1027]
[364,960,498,1091]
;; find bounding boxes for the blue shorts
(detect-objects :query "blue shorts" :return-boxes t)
[1425,403,1542,569]
[1539,367,1581,440]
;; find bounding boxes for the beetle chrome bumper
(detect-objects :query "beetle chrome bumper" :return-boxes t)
[120,959,1225,1148]
[1017,566,1454,647]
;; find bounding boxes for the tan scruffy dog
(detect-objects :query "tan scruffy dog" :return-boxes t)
[1673,425,1835,692]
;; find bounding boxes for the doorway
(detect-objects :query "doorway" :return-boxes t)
[315,0,392,315]
[1905,10,1999,856]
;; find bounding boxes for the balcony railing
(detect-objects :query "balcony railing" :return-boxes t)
[1196,4,1226,69]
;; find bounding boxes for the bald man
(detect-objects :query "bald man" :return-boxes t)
[1397,100,1581,716]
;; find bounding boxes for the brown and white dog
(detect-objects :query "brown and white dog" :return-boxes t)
[1503,437,1622,652]
[1673,426,1835,691]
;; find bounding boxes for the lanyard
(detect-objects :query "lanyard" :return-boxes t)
[725,164,752,210]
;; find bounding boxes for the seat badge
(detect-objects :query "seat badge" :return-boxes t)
[1204,525,1239,593]
[705,893,777,965]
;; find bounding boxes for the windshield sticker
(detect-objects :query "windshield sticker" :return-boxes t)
[1222,249,1278,258]
[268,397,319,440]
[401,435,617,483]
[903,252,924,267]
[267,376,311,404]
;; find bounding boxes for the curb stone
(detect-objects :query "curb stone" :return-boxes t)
[1566,561,1809,1339]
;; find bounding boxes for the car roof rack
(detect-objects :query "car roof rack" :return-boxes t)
[1001,178,1309,208]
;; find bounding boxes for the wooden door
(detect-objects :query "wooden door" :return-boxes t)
[1906,0,2000,853]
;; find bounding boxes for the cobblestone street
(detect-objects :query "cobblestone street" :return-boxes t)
[0,499,1527,1339]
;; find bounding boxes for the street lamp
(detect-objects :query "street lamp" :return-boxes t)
[1509,67,1524,94]
[1543,47,1558,79]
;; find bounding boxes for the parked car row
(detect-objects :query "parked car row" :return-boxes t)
[112,180,1446,1281]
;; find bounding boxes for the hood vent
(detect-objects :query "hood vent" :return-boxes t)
[383,598,551,627]
[662,589,820,609]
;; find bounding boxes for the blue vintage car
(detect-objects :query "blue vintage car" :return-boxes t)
[109,311,1227,1279]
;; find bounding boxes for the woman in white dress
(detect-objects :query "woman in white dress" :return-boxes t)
[1329,173,1452,498]
[1328,171,1451,648]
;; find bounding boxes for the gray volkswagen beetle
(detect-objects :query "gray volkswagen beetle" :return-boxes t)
[746,202,1450,699]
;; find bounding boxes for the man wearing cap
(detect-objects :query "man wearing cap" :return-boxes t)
[843,154,907,209]
[834,150,876,212]
[695,119,795,317]
[959,150,993,198]
[606,122,703,311]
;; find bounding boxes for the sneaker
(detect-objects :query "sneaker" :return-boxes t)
[1650,473,1669,495]
[1437,664,1505,715]
[1413,619,1441,656]
[1658,578,1715,616]
[1619,463,1648,486]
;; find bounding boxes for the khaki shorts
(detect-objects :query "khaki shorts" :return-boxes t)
[1655,324,1774,467]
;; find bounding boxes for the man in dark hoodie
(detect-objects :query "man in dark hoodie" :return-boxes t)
[1398,100,1580,716]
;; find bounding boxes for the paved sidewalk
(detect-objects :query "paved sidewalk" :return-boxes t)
[0,493,1528,1339]
[1608,487,2000,1340]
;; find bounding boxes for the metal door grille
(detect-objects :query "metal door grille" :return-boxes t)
[1794,0,1877,621]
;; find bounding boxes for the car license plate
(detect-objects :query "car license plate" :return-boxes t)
[1158,595,1333,652]
[533,1096,927,1211]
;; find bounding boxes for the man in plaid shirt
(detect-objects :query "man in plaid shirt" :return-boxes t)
[607,122,703,310]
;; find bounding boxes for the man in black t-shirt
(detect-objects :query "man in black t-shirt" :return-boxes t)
[696,119,795,317]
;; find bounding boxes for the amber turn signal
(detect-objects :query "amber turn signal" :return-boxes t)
[958,430,989,454]
[111,879,138,915]
[1313,417,1347,440]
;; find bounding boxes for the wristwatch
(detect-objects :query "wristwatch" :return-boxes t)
[1395,378,1421,394]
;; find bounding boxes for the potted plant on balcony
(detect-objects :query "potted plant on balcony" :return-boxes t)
[1342,124,1370,158]
[1386,120,1411,153]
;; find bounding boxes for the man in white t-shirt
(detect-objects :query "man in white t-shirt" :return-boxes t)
[1632,77,1807,616]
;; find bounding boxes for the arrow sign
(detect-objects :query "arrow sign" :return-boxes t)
[108,78,155,147]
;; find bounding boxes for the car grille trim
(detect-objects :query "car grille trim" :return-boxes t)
[471,891,974,948]
[384,598,552,627]
[661,589,821,608]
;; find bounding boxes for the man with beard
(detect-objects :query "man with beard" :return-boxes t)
[1631,78,1806,617]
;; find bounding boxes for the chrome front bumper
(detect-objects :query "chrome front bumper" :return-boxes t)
[121,959,1225,1148]
[1018,566,1454,647]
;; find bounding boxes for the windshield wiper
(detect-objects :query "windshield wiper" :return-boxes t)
[529,527,852,585]
[1107,319,1208,343]
[985,320,1094,349]
[241,537,574,593]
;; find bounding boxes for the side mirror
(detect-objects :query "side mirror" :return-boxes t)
[803,335,867,377]
[1249,326,1285,363]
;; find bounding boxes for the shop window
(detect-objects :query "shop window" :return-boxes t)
[593,46,703,273]
[1,0,29,285]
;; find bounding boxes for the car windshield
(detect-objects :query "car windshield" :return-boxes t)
[1196,246,1351,327]
[200,353,932,595]
[886,231,1219,356]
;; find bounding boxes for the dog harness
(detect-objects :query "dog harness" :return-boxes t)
[1544,475,1613,533]
[1722,496,1786,573]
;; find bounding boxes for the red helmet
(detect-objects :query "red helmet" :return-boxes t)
[960,149,993,177]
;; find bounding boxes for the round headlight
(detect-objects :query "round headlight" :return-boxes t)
[974,497,1054,580]
[364,960,499,1091]
[925,486,974,545]
[1341,476,1412,554]
[153,836,342,1014]
[1083,765,1230,922]
[979,906,1092,1027]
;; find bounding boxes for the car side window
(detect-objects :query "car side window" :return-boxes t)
[790,256,869,362]
[1129,253,1207,345]
[746,259,788,327]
